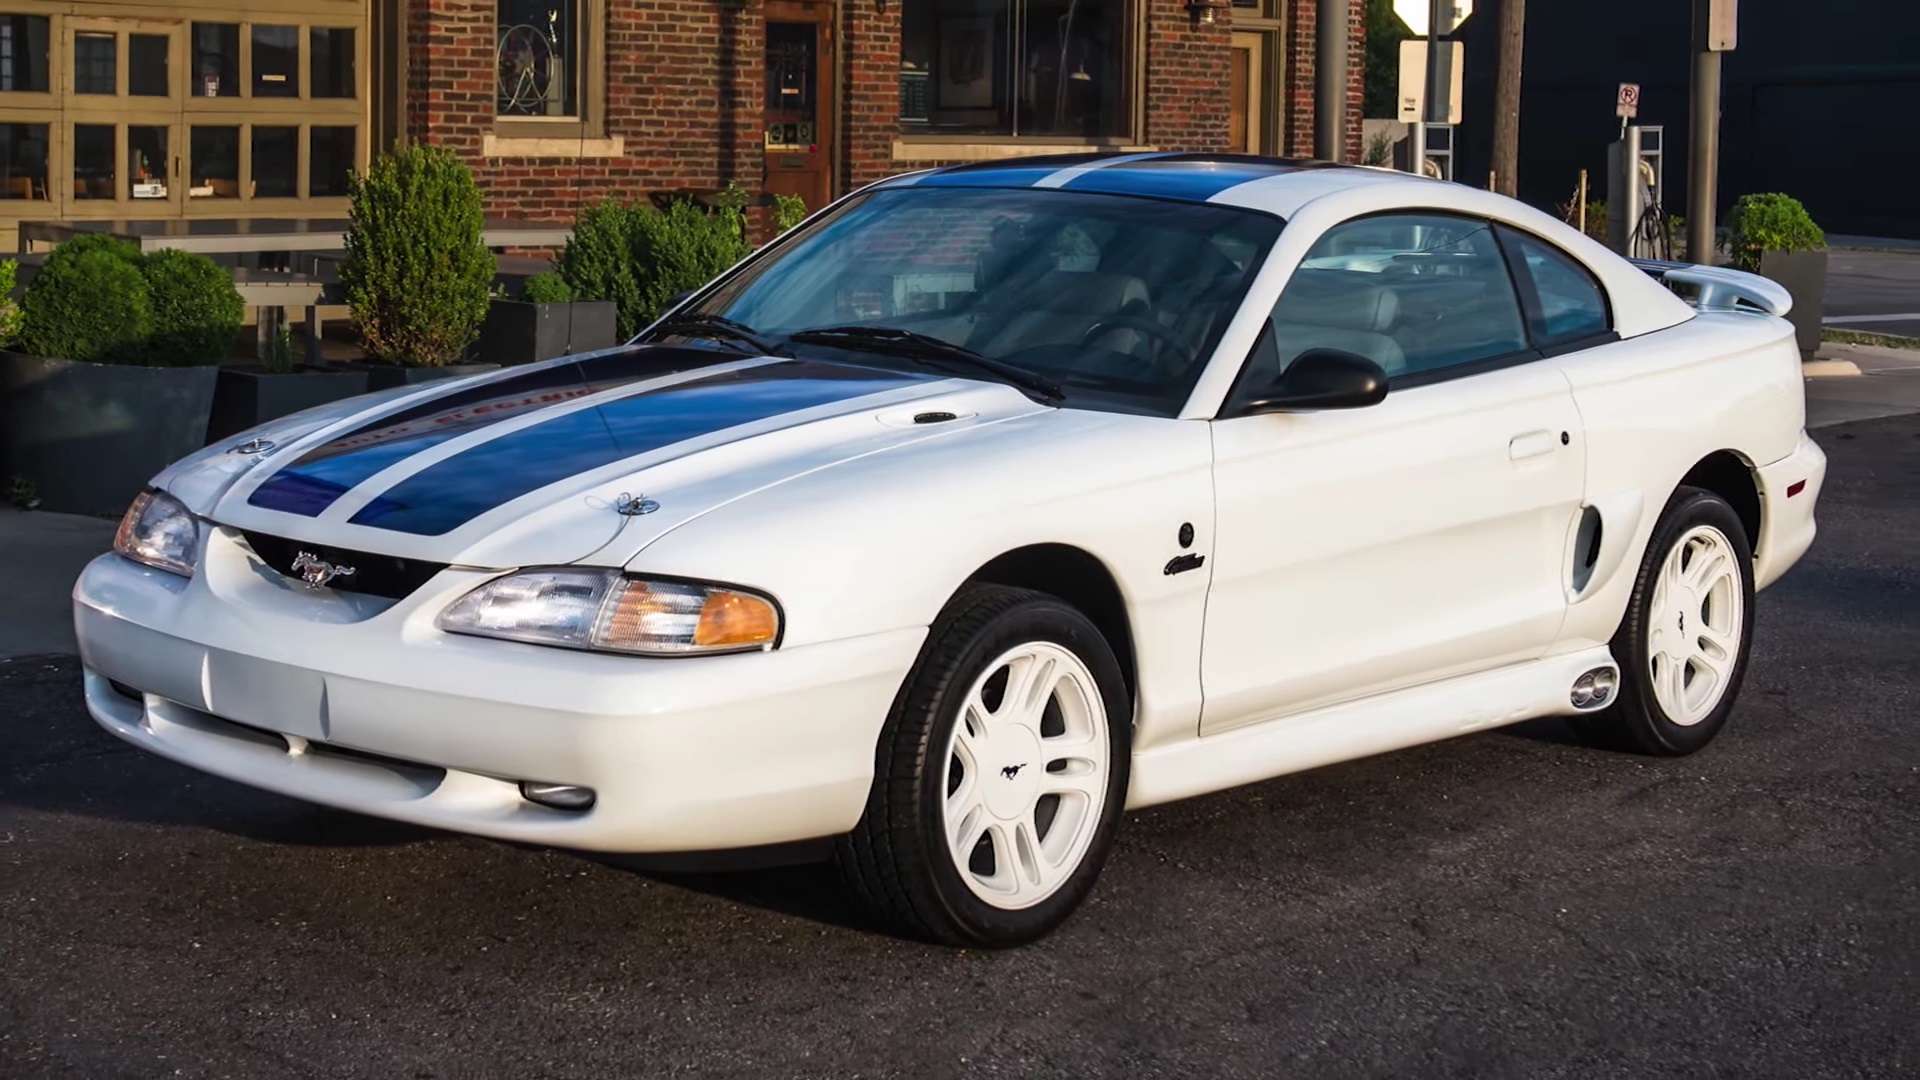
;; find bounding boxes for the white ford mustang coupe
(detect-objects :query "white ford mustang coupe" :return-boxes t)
[76,154,1825,946]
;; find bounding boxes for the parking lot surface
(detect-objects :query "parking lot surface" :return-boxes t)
[3,415,1916,1079]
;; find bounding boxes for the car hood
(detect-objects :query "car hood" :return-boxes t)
[160,345,1047,569]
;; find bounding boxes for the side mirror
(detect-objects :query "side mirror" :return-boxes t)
[1238,348,1388,414]
[665,289,696,309]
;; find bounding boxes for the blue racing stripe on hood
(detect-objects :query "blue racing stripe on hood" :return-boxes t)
[247,345,731,517]
[346,361,923,536]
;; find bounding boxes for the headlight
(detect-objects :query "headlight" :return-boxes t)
[113,490,200,577]
[437,569,780,656]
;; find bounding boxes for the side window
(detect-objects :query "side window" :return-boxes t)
[1268,213,1530,382]
[1505,230,1612,345]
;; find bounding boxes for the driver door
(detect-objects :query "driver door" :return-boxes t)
[1200,212,1586,734]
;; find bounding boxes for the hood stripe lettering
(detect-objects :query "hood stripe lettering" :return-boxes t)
[246,347,728,517]
[347,362,921,536]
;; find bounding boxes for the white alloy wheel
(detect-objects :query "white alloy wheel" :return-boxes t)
[1645,523,1746,726]
[941,642,1112,910]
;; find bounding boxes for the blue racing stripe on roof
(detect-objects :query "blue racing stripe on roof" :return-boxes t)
[346,361,923,536]
[1060,159,1316,201]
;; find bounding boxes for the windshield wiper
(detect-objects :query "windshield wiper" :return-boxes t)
[650,313,785,356]
[786,325,1063,405]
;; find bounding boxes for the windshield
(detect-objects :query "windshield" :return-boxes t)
[668,186,1282,415]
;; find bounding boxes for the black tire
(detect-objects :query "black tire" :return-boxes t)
[1575,486,1756,756]
[834,584,1131,948]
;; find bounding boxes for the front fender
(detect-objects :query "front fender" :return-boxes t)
[627,409,1216,750]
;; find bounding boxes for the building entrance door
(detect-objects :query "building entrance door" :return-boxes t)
[1229,31,1266,155]
[762,1,834,213]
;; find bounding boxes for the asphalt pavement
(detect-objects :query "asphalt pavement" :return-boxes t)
[1824,248,1920,339]
[3,413,1917,1079]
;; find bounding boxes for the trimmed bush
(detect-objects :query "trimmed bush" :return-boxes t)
[18,249,154,363]
[0,258,21,347]
[50,232,141,267]
[340,143,495,366]
[556,198,748,338]
[1724,193,1825,272]
[140,249,244,366]
[520,272,574,304]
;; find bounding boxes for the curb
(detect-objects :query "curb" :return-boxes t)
[1804,359,1863,378]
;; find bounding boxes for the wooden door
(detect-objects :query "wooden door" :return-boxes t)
[1229,32,1264,155]
[763,0,834,214]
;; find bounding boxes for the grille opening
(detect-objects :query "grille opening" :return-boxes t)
[236,529,447,601]
[305,740,446,784]
[106,679,142,702]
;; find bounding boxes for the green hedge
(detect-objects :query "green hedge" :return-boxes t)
[340,143,495,366]
[18,249,155,363]
[1724,193,1825,272]
[13,238,242,366]
[556,198,748,338]
[142,249,246,366]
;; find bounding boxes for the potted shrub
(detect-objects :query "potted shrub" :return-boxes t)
[339,143,500,390]
[471,271,618,367]
[0,240,239,515]
[1724,193,1827,360]
[205,324,371,442]
[554,195,750,340]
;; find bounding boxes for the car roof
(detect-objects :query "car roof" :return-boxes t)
[878,152,1428,217]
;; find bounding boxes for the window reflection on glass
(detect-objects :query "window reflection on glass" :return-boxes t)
[496,0,577,117]
[191,23,238,97]
[190,125,240,198]
[1018,0,1125,137]
[0,15,51,93]
[0,122,50,200]
[900,0,1129,138]
[130,34,169,96]
[310,27,355,98]
[252,25,298,97]
[252,125,297,197]
[309,126,356,196]
[74,31,116,95]
[764,22,815,150]
[72,123,114,200]
[128,126,167,199]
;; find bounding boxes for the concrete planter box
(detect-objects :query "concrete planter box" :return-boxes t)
[0,350,218,515]
[206,365,372,442]
[474,299,619,366]
[348,361,502,392]
[1758,249,1828,360]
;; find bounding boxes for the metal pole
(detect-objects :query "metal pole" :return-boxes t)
[1611,124,1641,255]
[1315,0,1349,161]
[1686,44,1722,264]
[1412,0,1444,176]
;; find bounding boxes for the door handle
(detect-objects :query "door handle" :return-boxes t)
[1509,430,1560,461]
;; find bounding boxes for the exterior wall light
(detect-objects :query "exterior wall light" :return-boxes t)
[1188,0,1230,24]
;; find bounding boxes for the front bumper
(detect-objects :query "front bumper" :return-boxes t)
[73,529,925,852]
[1753,430,1827,591]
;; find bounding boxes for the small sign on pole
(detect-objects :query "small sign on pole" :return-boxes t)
[1616,82,1641,119]
[1399,40,1464,124]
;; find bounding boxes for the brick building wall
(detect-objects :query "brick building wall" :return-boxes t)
[405,0,1366,227]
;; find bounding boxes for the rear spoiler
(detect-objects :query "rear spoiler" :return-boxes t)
[1628,258,1793,317]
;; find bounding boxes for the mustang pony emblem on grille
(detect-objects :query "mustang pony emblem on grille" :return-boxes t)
[290,551,355,590]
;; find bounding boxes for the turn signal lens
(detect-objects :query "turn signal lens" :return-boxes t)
[594,580,779,654]
[694,590,781,649]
